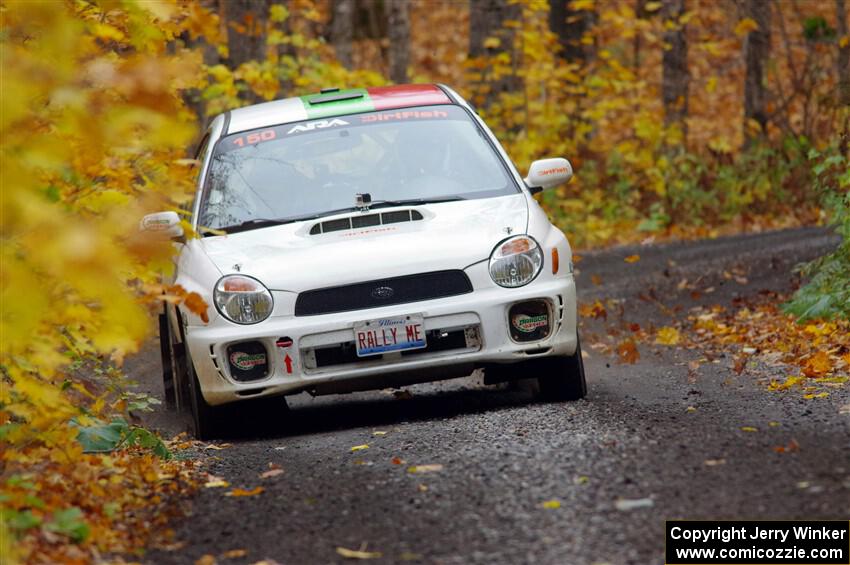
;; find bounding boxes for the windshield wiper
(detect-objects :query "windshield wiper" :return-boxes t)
[214,197,466,235]
[366,196,466,209]
[216,206,364,235]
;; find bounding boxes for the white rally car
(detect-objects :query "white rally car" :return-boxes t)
[145,84,585,438]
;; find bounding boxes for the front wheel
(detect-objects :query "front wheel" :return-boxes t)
[537,340,587,401]
[186,349,219,440]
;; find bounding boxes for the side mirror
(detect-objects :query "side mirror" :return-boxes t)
[140,211,184,239]
[524,158,573,194]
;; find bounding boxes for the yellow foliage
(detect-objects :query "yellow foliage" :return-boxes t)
[734,18,760,37]
[1,2,208,560]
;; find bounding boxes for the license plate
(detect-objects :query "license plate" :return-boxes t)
[354,314,426,357]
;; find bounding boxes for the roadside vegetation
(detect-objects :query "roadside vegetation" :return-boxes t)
[1,1,847,563]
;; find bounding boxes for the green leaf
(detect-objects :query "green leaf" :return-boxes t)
[4,509,42,531]
[72,418,129,453]
[46,507,90,543]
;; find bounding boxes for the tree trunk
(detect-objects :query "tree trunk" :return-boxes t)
[469,0,522,108]
[837,0,849,107]
[221,0,269,103]
[742,0,771,143]
[331,0,355,69]
[548,0,595,64]
[661,0,689,142]
[223,0,269,68]
[385,0,410,83]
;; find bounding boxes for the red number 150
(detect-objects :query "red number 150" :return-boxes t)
[232,129,276,147]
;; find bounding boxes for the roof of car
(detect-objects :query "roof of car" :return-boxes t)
[226,84,455,135]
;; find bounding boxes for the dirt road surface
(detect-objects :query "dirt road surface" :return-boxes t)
[130,226,849,565]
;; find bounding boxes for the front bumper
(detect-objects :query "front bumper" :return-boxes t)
[186,275,577,406]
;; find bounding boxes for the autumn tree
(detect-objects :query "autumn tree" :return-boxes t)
[469,0,522,108]
[332,0,355,69]
[742,0,771,143]
[385,0,410,83]
[661,0,689,142]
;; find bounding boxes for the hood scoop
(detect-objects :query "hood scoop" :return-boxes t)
[309,209,424,235]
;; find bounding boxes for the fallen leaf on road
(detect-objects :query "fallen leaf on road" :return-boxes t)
[624,254,640,263]
[541,499,561,509]
[840,404,850,415]
[773,439,800,453]
[769,421,780,427]
[768,375,804,391]
[655,327,680,345]
[573,475,589,485]
[617,339,640,364]
[803,392,829,399]
[196,555,216,565]
[803,351,832,377]
[260,469,284,479]
[249,560,282,565]
[226,486,264,497]
[733,355,747,374]
[614,497,654,511]
[418,484,428,492]
[579,300,607,320]
[350,444,369,452]
[407,464,443,474]
[686,406,697,413]
[740,426,758,433]
[591,274,603,285]
[204,475,230,488]
[391,457,405,465]
[203,443,231,450]
[372,431,388,436]
[336,546,382,560]
[222,549,248,559]
[704,459,726,466]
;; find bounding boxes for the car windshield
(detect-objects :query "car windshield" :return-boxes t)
[199,105,518,232]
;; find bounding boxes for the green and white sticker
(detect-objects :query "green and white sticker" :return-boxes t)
[512,314,549,333]
[230,351,267,371]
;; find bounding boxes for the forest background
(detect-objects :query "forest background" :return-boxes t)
[1,0,848,562]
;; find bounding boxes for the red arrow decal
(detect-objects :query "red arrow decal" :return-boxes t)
[284,353,293,374]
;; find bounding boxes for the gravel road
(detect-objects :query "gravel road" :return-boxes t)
[134,226,850,565]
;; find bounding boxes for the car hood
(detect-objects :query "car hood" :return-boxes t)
[200,194,528,292]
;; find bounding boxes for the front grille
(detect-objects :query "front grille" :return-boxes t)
[295,270,473,316]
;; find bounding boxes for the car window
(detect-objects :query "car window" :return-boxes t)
[199,105,518,231]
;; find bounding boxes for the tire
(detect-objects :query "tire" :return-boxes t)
[158,310,177,409]
[537,340,587,401]
[159,306,190,411]
[185,348,219,440]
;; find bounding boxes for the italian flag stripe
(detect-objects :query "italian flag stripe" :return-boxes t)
[297,85,452,120]
[300,88,375,119]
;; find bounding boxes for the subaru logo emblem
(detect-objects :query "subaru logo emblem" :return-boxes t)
[371,286,394,299]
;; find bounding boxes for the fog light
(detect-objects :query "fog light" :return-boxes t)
[226,341,270,382]
[508,300,552,342]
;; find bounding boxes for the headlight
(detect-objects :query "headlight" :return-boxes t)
[489,235,544,288]
[214,275,273,324]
